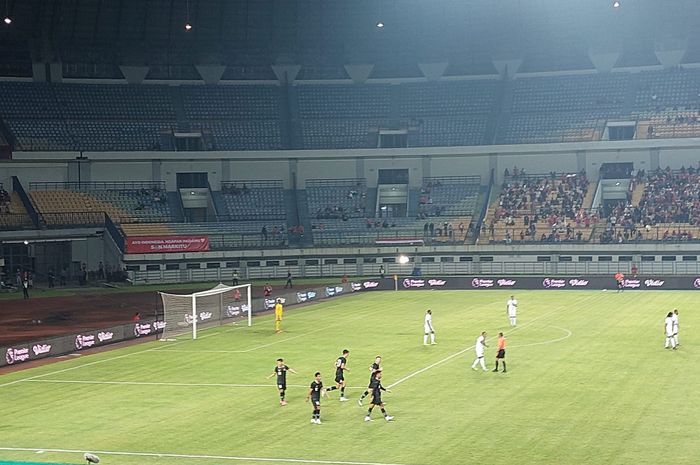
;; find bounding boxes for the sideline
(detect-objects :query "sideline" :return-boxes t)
[0,447,424,465]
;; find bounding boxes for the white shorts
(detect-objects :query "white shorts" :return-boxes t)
[475,349,484,358]
[424,325,433,333]
[508,313,517,318]
[665,331,674,337]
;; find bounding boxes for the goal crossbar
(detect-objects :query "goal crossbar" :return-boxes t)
[158,283,252,340]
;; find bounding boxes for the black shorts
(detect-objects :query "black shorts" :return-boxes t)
[335,375,344,384]
[371,395,382,405]
[277,383,286,390]
[617,280,623,288]
[496,349,506,359]
[311,398,321,407]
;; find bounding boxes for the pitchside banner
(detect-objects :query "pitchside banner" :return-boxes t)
[126,236,210,254]
[394,276,700,291]
[0,320,165,368]
[0,281,352,368]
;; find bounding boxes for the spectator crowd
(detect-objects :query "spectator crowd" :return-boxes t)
[488,170,593,243]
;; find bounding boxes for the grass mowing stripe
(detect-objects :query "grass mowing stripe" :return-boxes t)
[0,447,424,465]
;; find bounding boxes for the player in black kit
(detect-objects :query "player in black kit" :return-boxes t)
[358,355,382,406]
[326,349,350,401]
[267,358,297,406]
[306,372,324,424]
[364,370,393,422]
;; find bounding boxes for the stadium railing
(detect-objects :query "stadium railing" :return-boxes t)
[29,181,166,191]
[104,213,125,252]
[0,213,36,231]
[12,176,40,228]
[41,211,107,229]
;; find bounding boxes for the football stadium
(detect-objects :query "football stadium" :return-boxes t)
[1,0,700,464]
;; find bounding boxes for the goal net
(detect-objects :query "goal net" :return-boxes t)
[158,283,252,340]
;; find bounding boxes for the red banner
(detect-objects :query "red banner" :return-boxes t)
[126,236,210,254]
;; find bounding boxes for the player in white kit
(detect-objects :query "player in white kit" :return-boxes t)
[471,331,488,371]
[506,295,518,327]
[664,312,677,350]
[423,309,436,345]
[672,309,679,346]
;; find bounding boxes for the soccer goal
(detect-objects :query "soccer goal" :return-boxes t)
[158,283,252,340]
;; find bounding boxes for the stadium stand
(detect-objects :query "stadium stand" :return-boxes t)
[181,85,279,119]
[485,171,595,243]
[3,68,700,151]
[306,179,369,221]
[497,72,629,144]
[296,85,391,149]
[29,182,174,225]
[308,177,482,246]
[638,168,700,226]
[398,80,498,117]
[52,84,176,120]
[216,180,287,221]
[0,184,34,230]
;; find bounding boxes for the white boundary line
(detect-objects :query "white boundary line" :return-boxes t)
[0,323,245,389]
[0,298,365,388]
[22,379,367,389]
[508,326,573,349]
[386,293,597,389]
[0,447,422,465]
[22,328,572,390]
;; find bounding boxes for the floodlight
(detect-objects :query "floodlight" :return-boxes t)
[184,22,193,30]
[3,16,11,24]
[612,1,620,8]
[398,255,410,264]
[376,21,384,28]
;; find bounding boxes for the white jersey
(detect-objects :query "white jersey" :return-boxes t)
[671,314,679,333]
[475,335,486,357]
[507,299,518,317]
[664,316,674,336]
[424,313,434,332]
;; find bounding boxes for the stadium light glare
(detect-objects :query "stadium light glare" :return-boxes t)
[612,1,621,8]
[184,22,193,31]
[398,255,410,264]
[3,16,11,25]
[376,21,385,28]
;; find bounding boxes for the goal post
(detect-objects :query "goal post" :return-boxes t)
[158,283,252,340]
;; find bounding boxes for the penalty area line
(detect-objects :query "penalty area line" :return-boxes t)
[0,447,424,465]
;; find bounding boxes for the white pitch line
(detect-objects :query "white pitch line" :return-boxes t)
[0,299,359,388]
[507,326,573,349]
[23,379,367,390]
[0,447,421,465]
[386,293,598,389]
[0,323,245,389]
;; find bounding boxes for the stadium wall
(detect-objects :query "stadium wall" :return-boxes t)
[8,137,700,189]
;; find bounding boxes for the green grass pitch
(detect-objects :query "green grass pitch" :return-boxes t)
[1,290,698,465]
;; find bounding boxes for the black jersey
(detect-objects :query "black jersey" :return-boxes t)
[335,356,347,378]
[275,365,289,384]
[310,380,323,400]
[368,363,380,382]
[369,378,385,398]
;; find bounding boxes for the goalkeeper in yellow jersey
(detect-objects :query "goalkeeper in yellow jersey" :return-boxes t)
[274,298,284,333]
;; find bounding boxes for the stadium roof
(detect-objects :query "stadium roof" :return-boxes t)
[1,0,699,79]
